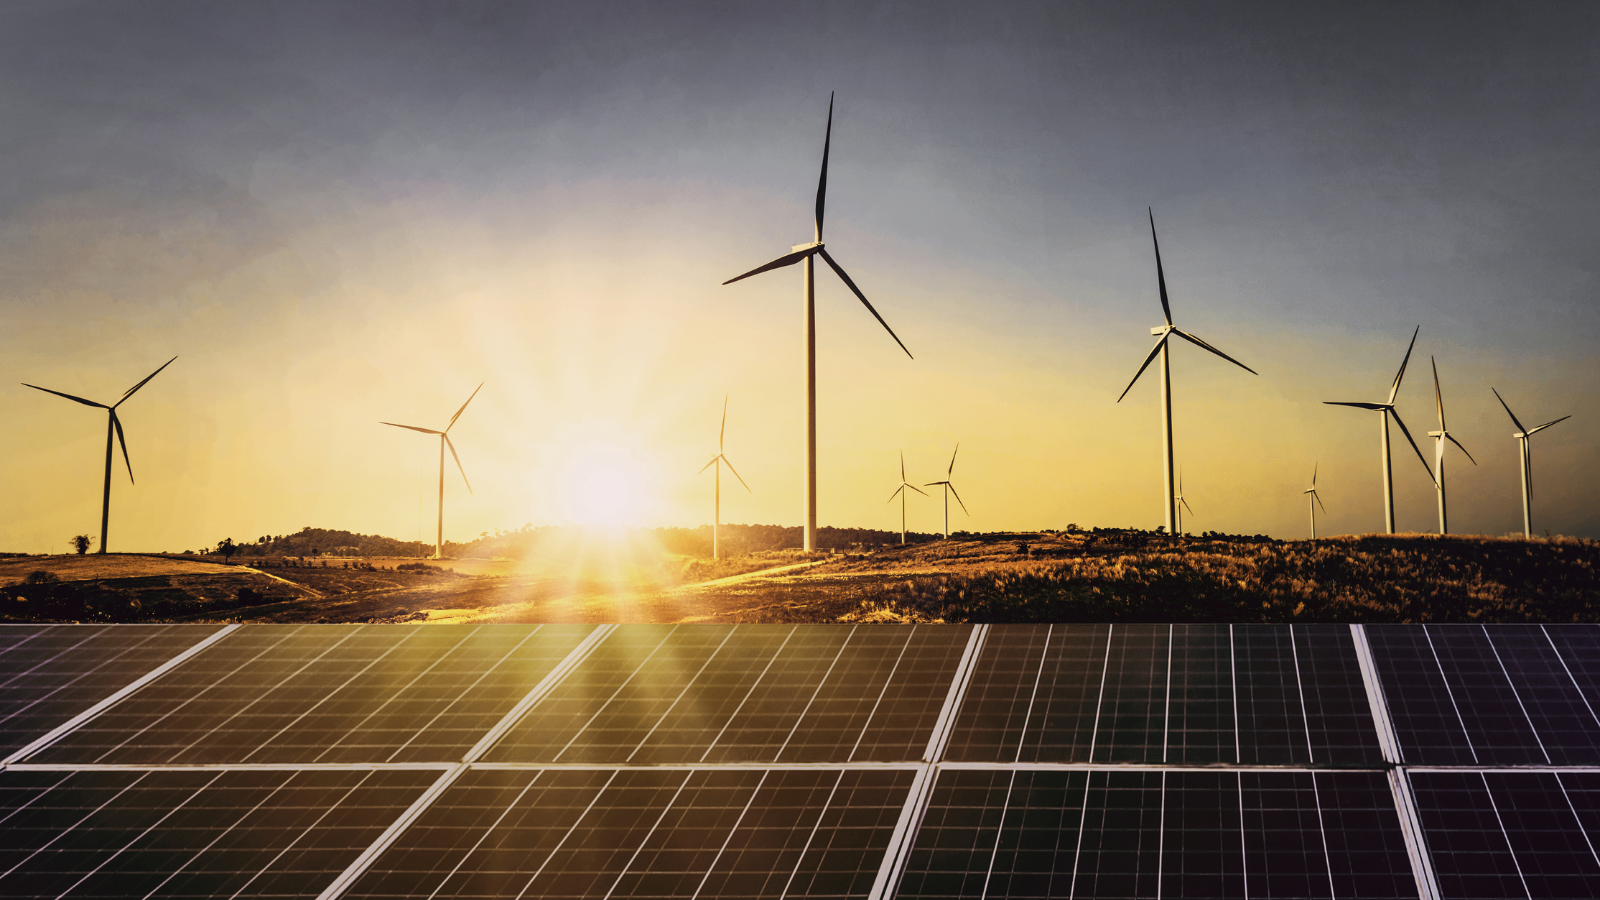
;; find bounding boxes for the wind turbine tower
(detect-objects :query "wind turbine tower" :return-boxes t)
[1117,210,1257,534]
[1427,357,1477,535]
[924,445,968,539]
[723,94,913,552]
[381,383,481,559]
[886,450,928,544]
[23,356,178,554]
[698,397,751,560]
[1304,464,1327,539]
[1323,328,1436,534]
[1491,388,1570,538]
[1174,468,1194,534]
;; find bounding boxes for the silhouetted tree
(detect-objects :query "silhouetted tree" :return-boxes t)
[216,538,236,563]
[69,534,92,555]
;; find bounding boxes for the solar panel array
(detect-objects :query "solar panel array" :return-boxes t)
[3,622,1598,898]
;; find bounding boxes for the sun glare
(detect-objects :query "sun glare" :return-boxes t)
[553,442,655,528]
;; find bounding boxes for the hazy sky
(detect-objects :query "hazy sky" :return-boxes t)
[4,1,1598,553]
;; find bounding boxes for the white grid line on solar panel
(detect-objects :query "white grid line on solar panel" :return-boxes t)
[24,624,596,766]
[481,625,973,765]
[1371,625,1600,768]
[2,624,240,766]
[6,763,459,772]
[0,625,229,759]
[0,766,440,900]
[868,625,988,900]
[333,766,914,900]
[942,625,1381,766]
[1352,624,1403,764]
[464,624,615,763]
[1387,768,1443,900]
[894,767,1421,900]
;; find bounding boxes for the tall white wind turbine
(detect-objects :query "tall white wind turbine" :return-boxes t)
[1304,464,1327,539]
[1117,210,1257,534]
[698,397,751,560]
[381,383,481,559]
[23,356,178,554]
[722,94,913,552]
[1323,328,1436,534]
[1174,468,1195,534]
[1491,388,1570,538]
[924,445,968,539]
[1427,357,1477,535]
[886,450,928,545]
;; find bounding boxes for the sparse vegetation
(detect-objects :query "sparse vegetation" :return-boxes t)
[69,534,92,555]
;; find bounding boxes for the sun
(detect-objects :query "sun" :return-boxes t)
[553,441,655,528]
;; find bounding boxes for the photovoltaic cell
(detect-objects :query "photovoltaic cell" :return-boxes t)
[344,766,913,899]
[24,624,595,765]
[483,625,971,764]
[1294,625,1386,764]
[0,767,438,898]
[1367,626,1480,765]
[0,624,224,758]
[899,768,1417,899]
[1485,627,1600,766]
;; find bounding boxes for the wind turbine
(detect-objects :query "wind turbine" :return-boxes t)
[698,397,751,560]
[22,356,177,554]
[1427,357,1477,535]
[1117,210,1257,534]
[722,93,913,552]
[1304,464,1327,539]
[1323,327,1436,534]
[381,383,481,559]
[1174,468,1195,534]
[1491,388,1570,538]
[924,445,968,539]
[886,450,928,545]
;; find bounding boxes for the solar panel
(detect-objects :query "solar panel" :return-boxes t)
[0,624,226,758]
[23,624,596,765]
[4,622,1600,899]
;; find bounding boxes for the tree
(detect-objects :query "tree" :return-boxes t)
[69,534,93,555]
[217,538,236,563]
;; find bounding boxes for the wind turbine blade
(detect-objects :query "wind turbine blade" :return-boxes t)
[1149,208,1172,327]
[720,395,728,453]
[1431,356,1446,431]
[722,455,752,493]
[445,435,472,494]
[924,480,947,487]
[447,382,484,431]
[1312,462,1318,487]
[1323,401,1388,411]
[948,482,969,515]
[1170,327,1258,376]
[1387,408,1437,487]
[116,356,178,406]
[908,482,929,496]
[698,456,719,475]
[1526,415,1572,437]
[948,443,959,477]
[1387,326,1419,405]
[1117,337,1168,403]
[899,449,906,482]
[381,422,444,435]
[22,383,108,409]
[1181,497,1194,515]
[110,410,133,484]
[722,246,817,285]
[1446,433,1478,466]
[888,484,904,503]
[817,248,913,359]
[815,92,832,241]
[1491,387,1527,434]
[1313,490,1327,514]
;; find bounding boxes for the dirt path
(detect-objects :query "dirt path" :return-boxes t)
[667,560,828,592]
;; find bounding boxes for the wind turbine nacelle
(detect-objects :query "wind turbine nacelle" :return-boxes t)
[1513,432,1527,439]
[1428,431,1445,437]
[791,241,823,253]
[1150,325,1173,336]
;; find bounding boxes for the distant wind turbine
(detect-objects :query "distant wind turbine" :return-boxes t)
[1491,387,1570,538]
[722,93,913,552]
[381,383,481,559]
[1174,468,1195,534]
[1304,463,1327,539]
[1323,327,1436,534]
[886,450,928,545]
[925,445,968,539]
[1427,357,1477,535]
[22,356,178,554]
[698,397,751,560]
[1118,210,1257,534]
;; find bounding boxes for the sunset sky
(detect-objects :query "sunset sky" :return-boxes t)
[3,1,1598,553]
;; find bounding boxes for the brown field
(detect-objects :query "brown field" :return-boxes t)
[4,530,1597,624]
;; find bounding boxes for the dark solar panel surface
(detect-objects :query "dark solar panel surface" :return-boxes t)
[483,624,973,764]
[25,624,595,765]
[1370,625,1600,766]
[0,624,224,758]
[900,768,1418,899]
[0,767,438,898]
[943,625,1382,765]
[345,766,914,899]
